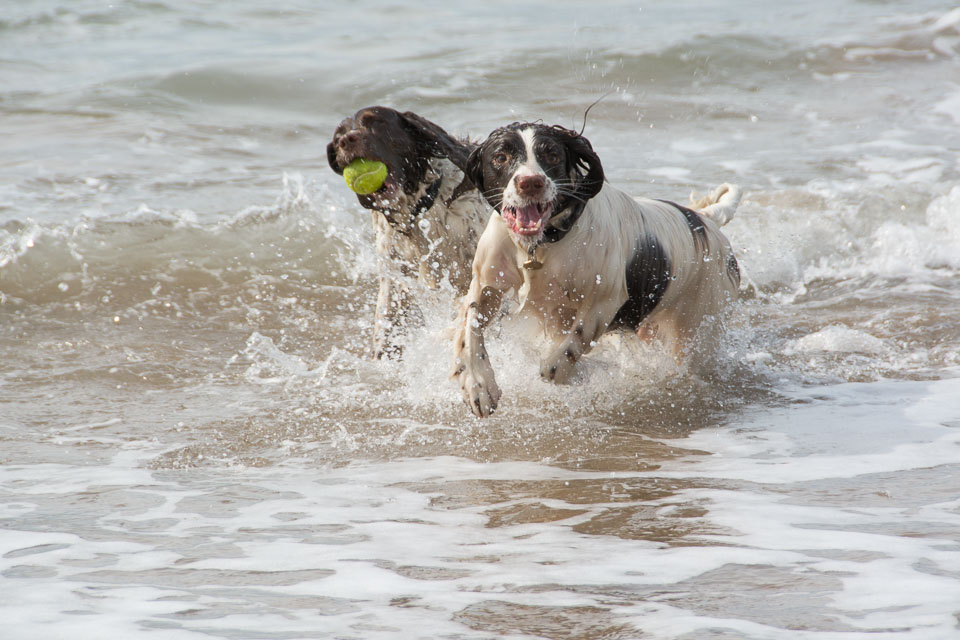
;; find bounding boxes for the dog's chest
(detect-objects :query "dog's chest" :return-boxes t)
[515,249,595,318]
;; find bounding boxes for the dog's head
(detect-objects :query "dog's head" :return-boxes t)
[464,123,604,247]
[327,106,470,214]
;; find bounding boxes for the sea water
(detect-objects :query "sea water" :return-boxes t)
[2,1,960,638]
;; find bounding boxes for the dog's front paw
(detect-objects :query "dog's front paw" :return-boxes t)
[454,361,501,418]
[540,344,578,384]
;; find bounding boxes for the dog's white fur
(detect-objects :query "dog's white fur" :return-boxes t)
[370,158,488,355]
[452,128,741,417]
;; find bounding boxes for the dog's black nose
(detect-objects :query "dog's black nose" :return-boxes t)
[515,174,546,195]
[338,131,360,150]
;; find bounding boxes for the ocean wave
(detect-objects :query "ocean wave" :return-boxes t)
[727,183,960,297]
[0,174,365,311]
[0,1,174,28]
[811,7,960,70]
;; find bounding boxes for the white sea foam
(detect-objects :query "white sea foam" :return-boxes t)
[934,88,960,124]
[812,185,960,280]
[661,376,960,482]
[5,374,960,638]
[785,324,887,355]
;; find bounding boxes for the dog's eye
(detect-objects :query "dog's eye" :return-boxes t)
[538,145,563,166]
[358,113,379,127]
[492,152,510,166]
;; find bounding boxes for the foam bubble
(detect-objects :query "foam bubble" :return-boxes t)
[785,324,887,355]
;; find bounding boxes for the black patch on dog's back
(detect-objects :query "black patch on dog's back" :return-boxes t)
[658,199,708,254]
[609,234,672,330]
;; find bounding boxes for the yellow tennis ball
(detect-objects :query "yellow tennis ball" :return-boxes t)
[343,159,388,195]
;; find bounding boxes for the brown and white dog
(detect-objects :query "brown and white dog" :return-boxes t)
[451,122,742,417]
[328,106,489,358]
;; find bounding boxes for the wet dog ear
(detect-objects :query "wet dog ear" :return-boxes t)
[465,145,485,195]
[326,141,343,175]
[446,144,483,206]
[399,111,471,169]
[564,132,604,202]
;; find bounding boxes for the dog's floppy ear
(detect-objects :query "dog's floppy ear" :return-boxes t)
[563,131,604,202]
[446,144,483,206]
[326,141,343,175]
[464,145,485,194]
[399,111,471,169]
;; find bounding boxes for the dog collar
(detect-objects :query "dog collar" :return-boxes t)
[379,176,443,234]
[542,201,586,243]
[517,201,587,269]
[523,254,544,270]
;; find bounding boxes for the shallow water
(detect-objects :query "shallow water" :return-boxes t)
[3,1,960,638]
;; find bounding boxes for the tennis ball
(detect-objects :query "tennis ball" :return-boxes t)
[343,159,388,195]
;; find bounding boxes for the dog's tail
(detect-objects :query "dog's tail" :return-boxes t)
[690,183,741,227]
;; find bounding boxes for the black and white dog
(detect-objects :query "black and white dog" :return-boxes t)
[328,106,489,358]
[451,122,742,417]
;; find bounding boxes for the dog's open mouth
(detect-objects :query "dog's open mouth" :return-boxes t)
[502,201,553,237]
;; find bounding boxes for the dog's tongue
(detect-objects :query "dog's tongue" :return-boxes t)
[514,204,541,229]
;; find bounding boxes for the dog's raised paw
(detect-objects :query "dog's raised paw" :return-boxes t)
[458,366,501,418]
